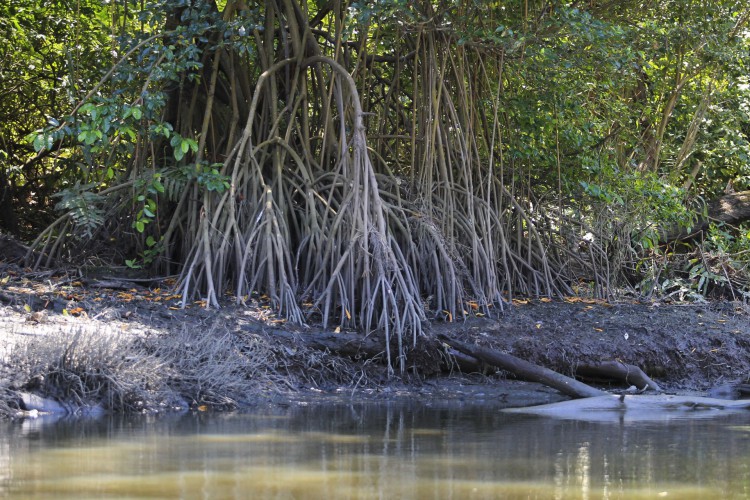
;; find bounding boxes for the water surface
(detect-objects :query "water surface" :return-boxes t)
[2,400,750,499]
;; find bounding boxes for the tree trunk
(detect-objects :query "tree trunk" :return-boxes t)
[0,168,18,235]
[663,190,750,243]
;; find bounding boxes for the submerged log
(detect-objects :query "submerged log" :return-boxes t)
[437,333,607,399]
[576,361,661,392]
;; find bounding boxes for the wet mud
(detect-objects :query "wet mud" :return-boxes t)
[1,260,750,416]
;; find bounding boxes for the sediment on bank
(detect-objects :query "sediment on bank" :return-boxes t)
[1,262,749,418]
[0,309,379,418]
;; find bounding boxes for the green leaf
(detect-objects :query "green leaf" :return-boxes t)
[146,236,156,247]
[135,220,145,232]
[131,107,142,120]
[125,259,141,269]
[84,131,98,145]
[32,133,53,152]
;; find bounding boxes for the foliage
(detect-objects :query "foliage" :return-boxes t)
[6,0,750,370]
[0,0,112,235]
[687,223,750,299]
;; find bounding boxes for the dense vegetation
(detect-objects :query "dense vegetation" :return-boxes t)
[2,1,749,370]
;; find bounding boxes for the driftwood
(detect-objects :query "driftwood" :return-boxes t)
[437,333,607,399]
[504,394,750,423]
[576,361,661,391]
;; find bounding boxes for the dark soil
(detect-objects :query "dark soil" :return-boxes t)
[1,252,750,416]
[431,299,750,391]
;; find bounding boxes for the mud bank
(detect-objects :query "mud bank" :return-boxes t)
[1,263,749,418]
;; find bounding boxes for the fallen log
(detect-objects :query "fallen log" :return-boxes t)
[446,348,497,374]
[576,361,661,392]
[437,333,607,399]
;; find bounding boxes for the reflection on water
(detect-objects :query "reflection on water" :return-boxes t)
[1,400,750,499]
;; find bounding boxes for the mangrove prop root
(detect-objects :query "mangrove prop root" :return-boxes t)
[437,333,607,399]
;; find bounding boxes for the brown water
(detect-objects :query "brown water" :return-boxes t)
[2,401,750,499]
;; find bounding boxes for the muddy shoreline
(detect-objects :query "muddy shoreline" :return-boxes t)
[1,262,749,418]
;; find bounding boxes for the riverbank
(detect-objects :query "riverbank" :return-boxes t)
[1,260,749,418]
